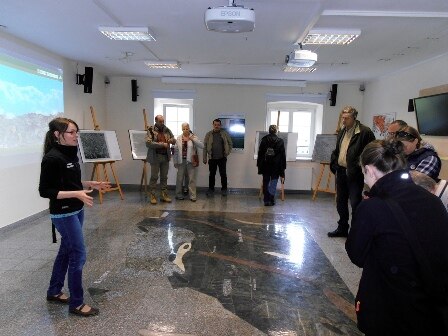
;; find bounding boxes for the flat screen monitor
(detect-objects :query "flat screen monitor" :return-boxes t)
[414,92,448,136]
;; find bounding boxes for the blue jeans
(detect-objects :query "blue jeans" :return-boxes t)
[263,174,279,203]
[47,210,86,309]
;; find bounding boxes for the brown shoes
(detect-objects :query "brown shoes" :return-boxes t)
[46,292,69,304]
[69,304,99,317]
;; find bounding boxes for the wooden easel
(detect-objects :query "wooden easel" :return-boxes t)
[312,162,335,200]
[259,110,285,201]
[140,108,149,193]
[89,106,124,203]
[312,111,340,201]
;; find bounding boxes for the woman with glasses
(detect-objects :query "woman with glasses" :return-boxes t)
[39,117,110,317]
[395,126,441,181]
[346,140,448,336]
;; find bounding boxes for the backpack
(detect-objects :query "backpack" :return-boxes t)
[264,137,278,162]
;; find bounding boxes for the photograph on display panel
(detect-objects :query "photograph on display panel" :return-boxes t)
[78,130,122,163]
[311,134,337,163]
[128,130,148,160]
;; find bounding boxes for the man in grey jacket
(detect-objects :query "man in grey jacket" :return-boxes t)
[203,119,233,196]
[146,115,176,204]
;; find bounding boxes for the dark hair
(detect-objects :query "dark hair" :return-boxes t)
[213,118,221,125]
[360,140,406,173]
[341,106,358,119]
[44,117,79,154]
[268,124,277,134]
[396,126,422,148]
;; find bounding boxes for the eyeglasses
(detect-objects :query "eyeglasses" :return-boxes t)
[64,130,79,135]
[395,131,416,141]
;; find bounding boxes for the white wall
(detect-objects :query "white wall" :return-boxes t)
[105,77,363,190]
[362,54,448,179]
[0,32,107,229]
[0,30,367,230]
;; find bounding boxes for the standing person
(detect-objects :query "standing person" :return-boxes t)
[173,123,204,202]
[329,106,375,237]
[145,115,176,205]
[203,118,233,197]
[39,117,110,317]
[395,126,441,181]
[346,140,448,335]
[257,125,286,206]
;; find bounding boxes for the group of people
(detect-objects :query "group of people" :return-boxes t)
[39,110,447,331]
[37,115,286,318]
[327,106,448,335]
[144,116,233,204]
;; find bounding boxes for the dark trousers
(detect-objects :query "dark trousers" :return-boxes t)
[335,167,364,229]
[263,174,279,203]
[208,157,227,191]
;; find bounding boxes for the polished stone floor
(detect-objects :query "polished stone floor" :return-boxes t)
[0,189,362,336]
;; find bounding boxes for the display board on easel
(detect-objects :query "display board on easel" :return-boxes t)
[78,130,122,163]
[311,134,337,163]
[128,130,147,160]
[84,106,124,203]
[311,134,337,200]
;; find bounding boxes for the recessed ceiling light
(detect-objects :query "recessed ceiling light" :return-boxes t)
[283,66,317,73]
[302,29,361,45]
[144,61,180,69]
[99,26,156,41]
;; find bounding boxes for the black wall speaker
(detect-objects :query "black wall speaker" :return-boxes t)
[408,98,415,112]
[83,67,93,94]
[131,79,138,102]
[330,84,338,106]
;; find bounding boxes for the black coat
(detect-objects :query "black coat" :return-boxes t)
[39,144,84,214]
[257,134,286,177]
[346,170,448,335]
[330,121,375,177]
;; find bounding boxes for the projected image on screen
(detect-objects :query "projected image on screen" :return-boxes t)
[0,53,63,169]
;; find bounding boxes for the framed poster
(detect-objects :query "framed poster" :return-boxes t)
[128,130,147,160]
[311,134,337,163]
[372,113,395,139]
[218,114,245,151]
[78,130,122,163]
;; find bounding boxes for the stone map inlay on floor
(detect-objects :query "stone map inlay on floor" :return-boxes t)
[133,210,362,336]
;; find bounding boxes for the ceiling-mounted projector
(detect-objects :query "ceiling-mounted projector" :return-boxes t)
[285,49,317,67]
[205,0,255,33]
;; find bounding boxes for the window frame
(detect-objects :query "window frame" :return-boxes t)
[153,98,194,138]
[266,101,322,160]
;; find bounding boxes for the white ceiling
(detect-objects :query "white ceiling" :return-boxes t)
[1,0,448,84]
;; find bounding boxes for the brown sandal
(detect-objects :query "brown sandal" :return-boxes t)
[46,292,69,304]
[69,304,99,317]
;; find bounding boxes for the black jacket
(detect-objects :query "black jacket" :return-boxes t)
[257,134,286,178]
[346,170,448,335]
[330,121,375,177]
[39,144,84,214]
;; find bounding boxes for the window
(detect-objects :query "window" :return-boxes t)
[154,98,193,137]
[164,104,191,137]
[267,102,322,159]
